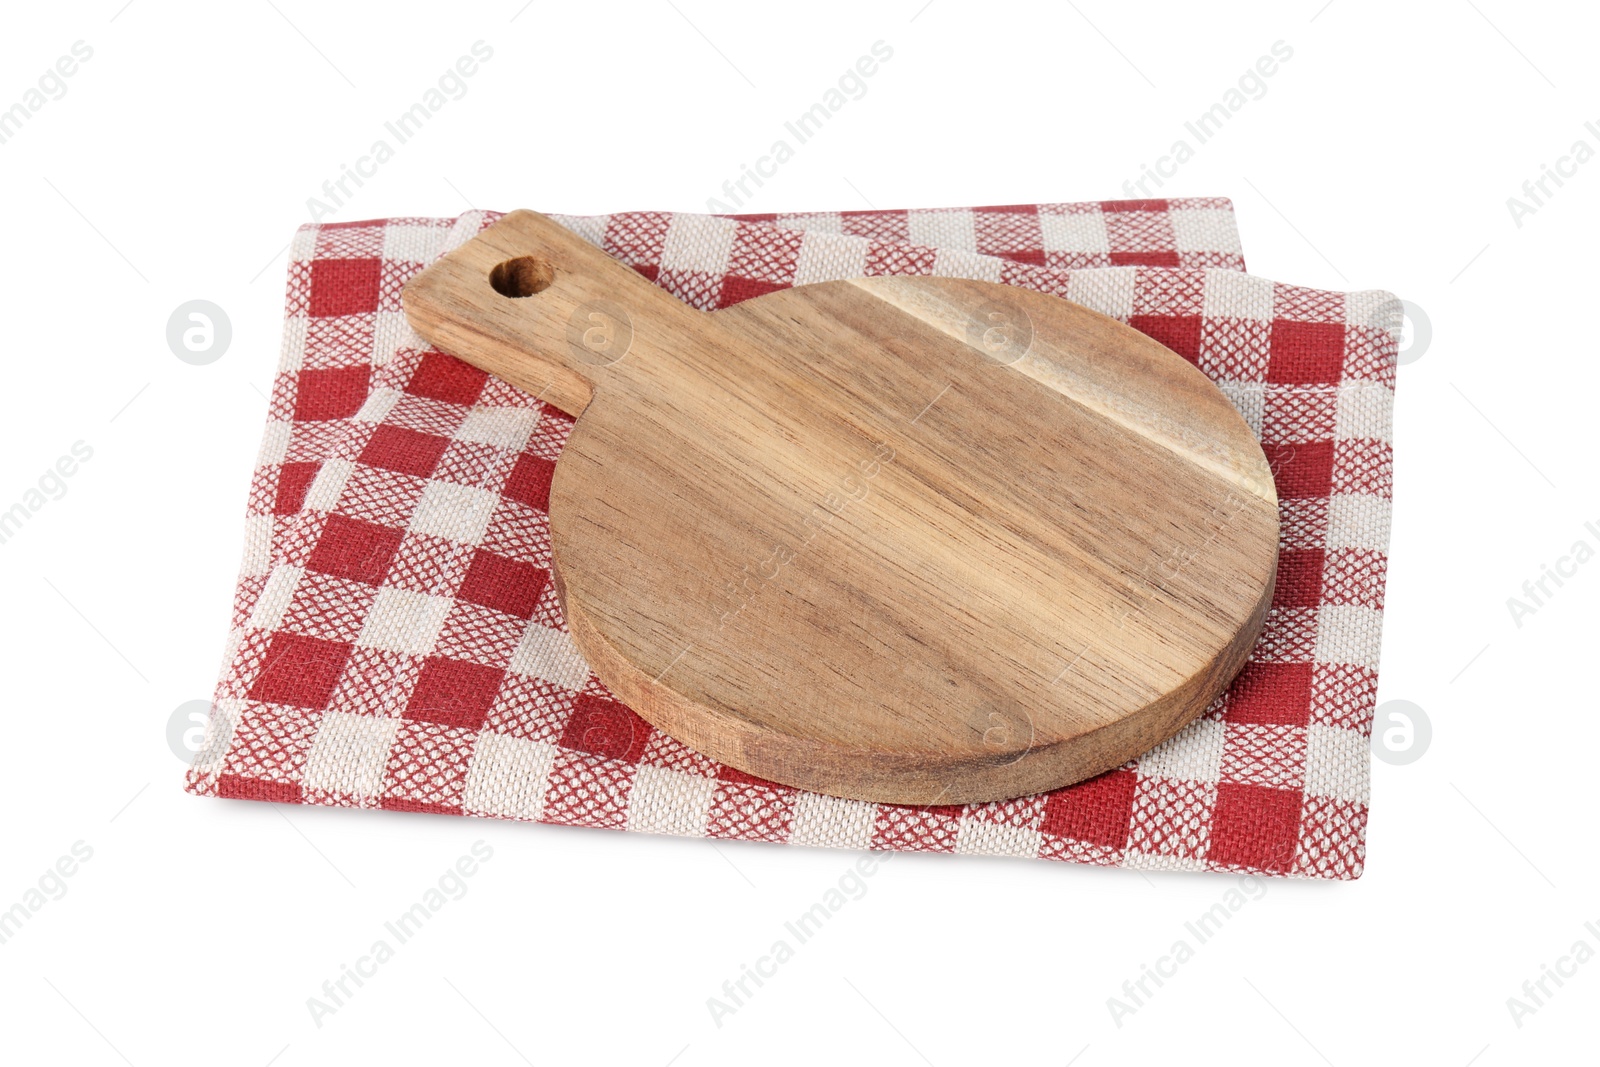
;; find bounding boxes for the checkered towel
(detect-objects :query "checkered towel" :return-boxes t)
[186,199,1395,879]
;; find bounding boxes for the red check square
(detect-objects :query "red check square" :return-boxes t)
[306,514,404,586]
[309,258,383,317]
[273,462,321,516]
[718,275,787,308]
[503,453,556,513]
[406,351,489,406]
[1272,549,1326,609]
[1111,251,1181,267]
[293,366,370,421]
[248,632,353,710]
[405,656,505,730]
[1130,314,1202,364]
[1041,769,1137,849]
[218,775,303,804]
[1226,662,1314,728]
[1262,440,1334,499]
[358,424,451,479]
[457,549,549,620]
[1209,783,1303,873]
[560,693,651,763]
[1100,199,1167,212]
[1268,319,1345,384]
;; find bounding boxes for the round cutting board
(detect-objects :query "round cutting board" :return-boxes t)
[403,210,1279,805]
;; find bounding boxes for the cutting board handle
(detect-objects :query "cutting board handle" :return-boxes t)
[403,209,702,416]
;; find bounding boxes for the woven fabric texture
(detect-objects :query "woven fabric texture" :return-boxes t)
[187,199,1395,879]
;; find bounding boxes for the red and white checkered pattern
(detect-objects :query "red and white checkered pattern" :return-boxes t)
[188,199,1393,879]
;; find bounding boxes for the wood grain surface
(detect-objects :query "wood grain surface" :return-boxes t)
[402,210,1279,804]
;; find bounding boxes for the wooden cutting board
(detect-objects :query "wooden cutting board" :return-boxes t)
[402,210,1278,805]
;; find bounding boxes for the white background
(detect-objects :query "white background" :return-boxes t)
[1,1,1594,1063]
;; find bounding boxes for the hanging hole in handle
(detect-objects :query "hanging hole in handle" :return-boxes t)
[490,256,555,298]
